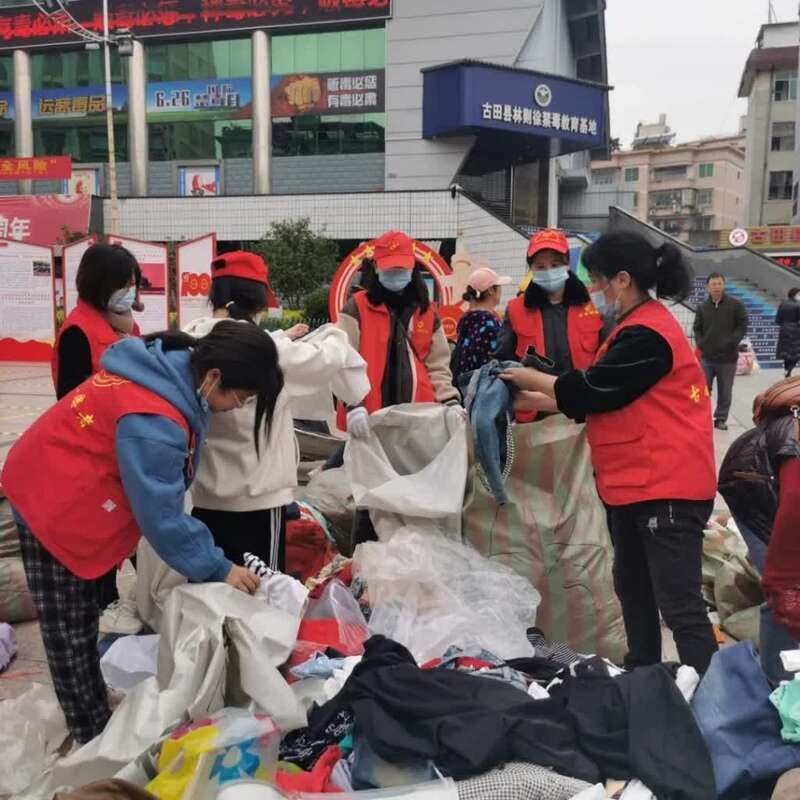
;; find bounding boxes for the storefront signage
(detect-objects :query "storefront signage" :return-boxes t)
[0,195,91,247]
[0,157,72,181]
[0,91,13,121]
[271,69,385,117]
[720,225,800,250]
[32,85,128,120]
[422,61,607,153]
[0,0,393,51]
[146,78,251,120]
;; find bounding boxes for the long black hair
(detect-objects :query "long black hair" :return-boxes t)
[582,231,693,302]
[143,321,284,453]
[363,261,431,312]
[209,274,268,321]
[76,243,138,310]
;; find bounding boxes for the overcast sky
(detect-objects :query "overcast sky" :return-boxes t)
[606,0,800,147]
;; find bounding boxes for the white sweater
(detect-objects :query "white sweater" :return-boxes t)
[184,317,369,512]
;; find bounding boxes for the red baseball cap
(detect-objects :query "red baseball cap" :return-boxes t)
[211,251,269,286]
[527,229,570,259]
[373,230,416,270]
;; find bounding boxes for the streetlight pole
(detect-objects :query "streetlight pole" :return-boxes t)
[102,0,119,234]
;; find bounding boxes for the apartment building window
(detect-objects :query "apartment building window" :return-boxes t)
[701,217,713,231]
[697,188,713,206]
[771,122,796,152]
[624,167,639,182]
[653,165,688,182]
[774,70,798,101]
[0,56,12,157]
[592,169,616,185]
[651,189,681,208]
[769,170,794,200]
[698,163,714,179]
[632,192,638,208]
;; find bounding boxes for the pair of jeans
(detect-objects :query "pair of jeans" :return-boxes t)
[736,518,797,684]
[461,360,518,505]
[701,359,737,423]
[607,498,718,674]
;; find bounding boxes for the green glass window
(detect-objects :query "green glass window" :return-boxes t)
[271,27,385,74]
[0,56,12,93]
[31,49,124,89]
[34,124,128,162]
[273,113,384,157]
[147,39,251,82]
[149,120,252,161]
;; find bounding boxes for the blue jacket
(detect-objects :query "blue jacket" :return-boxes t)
[101,338,232,583]
[462,360,519,505]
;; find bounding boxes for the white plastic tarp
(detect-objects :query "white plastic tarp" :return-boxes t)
[344,404,468,540]
[19,583,306,800]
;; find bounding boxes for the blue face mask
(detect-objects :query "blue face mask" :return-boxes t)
[532,266,569,294]
[108,286,136,313]
[378,269,413,293]
[590,288,621,319]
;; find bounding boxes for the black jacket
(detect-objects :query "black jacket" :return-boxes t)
[776,300,800,361]
[718,414,800,544]
[693,293,748,363]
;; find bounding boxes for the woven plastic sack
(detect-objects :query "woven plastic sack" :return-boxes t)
[354,528,539,664]
[462,415,626,663]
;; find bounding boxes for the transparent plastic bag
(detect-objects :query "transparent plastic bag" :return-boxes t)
[354,529,539,664]
[144,709,281,800]
[289,580,369,674]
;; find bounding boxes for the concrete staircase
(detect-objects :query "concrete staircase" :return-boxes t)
[689,277,781,369]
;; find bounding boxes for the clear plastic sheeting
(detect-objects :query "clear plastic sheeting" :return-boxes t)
[354,529,539,664]
[345,404,468,541]
[0,682,68,795]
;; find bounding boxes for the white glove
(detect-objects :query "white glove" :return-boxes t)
[347,407,371,440]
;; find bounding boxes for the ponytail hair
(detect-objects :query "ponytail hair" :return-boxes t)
[462,285,494,303]
[582,231,693,302]
[143,321,283,453]
[209,274,268,321]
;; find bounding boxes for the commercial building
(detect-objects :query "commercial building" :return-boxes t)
[0,0,609,282]
[738,21,798,228]
[560,118,745,243]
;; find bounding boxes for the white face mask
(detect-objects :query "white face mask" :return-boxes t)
[197,376,219,412]
[591,286,621,318]
[107,286,136,313]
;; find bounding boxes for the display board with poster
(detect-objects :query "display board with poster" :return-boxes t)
[63,168,100,197]
[108,235,169,335]
[179,166,220,197]
[0,194,91,247]
[176,234,216,328]
[0,239,56,361]
[62,236,98,317]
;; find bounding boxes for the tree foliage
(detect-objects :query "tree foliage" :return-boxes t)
[251,218,339,309]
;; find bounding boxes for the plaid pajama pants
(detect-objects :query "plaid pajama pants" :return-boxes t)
[18,523,111,744]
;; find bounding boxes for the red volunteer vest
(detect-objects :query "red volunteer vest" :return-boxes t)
[586,300,717,506]
[507,296,603,422]
[336,292,436,430]
[52,301,141,392]
[2,370,192,579]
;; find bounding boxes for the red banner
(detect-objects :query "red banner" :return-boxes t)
[0,195,91,247]
[0,157,72,181]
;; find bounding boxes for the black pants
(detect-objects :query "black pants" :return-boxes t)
[193,506,286,571]
[607,498,718,674]
[785,358,798,377]
[701,359,737,423]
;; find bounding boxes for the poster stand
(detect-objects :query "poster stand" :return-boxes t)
[62,235,98,317]
[176,234,216,329]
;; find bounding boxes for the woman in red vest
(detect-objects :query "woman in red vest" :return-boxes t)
[53,243,141,400]
[2,322,282,744]
[497,228,602,373]
[502,231,718,674]
[336,230,459,438]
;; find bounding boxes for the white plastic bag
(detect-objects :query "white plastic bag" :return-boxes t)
[344,404,467,540]
[0,683,68,795]
[354,529,539,663]
[100,634,160,691]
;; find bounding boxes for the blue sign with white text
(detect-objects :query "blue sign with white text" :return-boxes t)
[422,61,607,153]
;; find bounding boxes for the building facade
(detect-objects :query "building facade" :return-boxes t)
[561,127,745,242]
[0,0,608,244]
[739,21,798,227]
